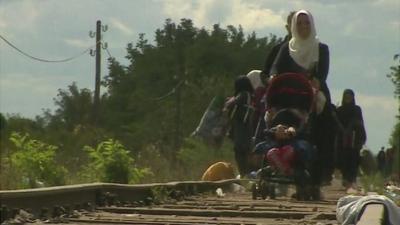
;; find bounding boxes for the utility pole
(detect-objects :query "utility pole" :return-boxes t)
[89,20,108,124]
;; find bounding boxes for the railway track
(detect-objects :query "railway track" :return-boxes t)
[1,179,346,224]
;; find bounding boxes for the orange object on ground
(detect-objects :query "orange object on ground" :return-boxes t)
[201,162,235,181]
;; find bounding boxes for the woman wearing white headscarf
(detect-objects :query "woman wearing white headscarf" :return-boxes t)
[270,10,335,200]
[270,9,330,103]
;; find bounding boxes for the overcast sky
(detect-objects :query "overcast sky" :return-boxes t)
[0,0,399,153]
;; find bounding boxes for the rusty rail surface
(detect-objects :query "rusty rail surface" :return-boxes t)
[0,180,242,220]
[0,179,346,224]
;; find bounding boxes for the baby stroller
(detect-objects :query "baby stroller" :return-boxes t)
[251,73,316,200]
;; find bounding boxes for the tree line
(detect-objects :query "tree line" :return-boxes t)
[0,19,281,189]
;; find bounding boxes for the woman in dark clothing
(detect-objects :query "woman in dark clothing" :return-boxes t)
[377,147,386,175]
[337,89,367,190]
[229,75,255,176]
[269,10,336,198]
[270,10,330,103]
[262,11,296,78]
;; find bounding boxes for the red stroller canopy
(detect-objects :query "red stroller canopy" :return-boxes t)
[266,73,314,112]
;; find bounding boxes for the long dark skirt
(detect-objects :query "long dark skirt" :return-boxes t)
[339,147,361,185]
[232,121,253,176]
[309,105,337,186]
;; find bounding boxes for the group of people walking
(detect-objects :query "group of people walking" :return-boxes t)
[229,9,367,197]
[377,146,396,177]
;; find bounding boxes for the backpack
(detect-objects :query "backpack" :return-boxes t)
[224,92,254,123]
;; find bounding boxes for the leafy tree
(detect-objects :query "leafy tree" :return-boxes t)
[387,55,399,146]
[39,83,109,176]
[387,54,400,179]
[4,115,44,136]
[387,54,400,100]
[0,113,6,189]
[53,82,93,130]
[0,113,6,131]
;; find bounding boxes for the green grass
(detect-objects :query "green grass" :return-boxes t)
[359,173,385,194]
